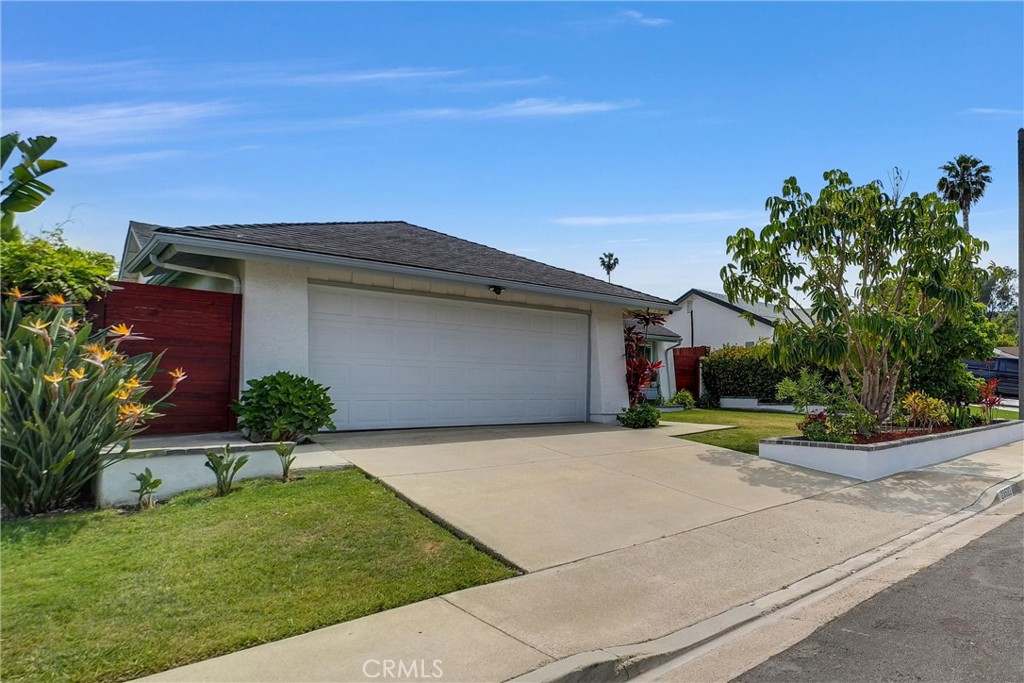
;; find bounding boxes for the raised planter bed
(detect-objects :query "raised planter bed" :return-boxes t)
[760,420,1024,481]
[95,440,350,507]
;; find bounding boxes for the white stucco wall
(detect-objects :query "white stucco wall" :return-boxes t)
[240,260,310,383]
[664,295,776,350]
[226,260,636,425]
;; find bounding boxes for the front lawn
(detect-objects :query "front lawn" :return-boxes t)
[0,470,515,683]
[660,408,800,455]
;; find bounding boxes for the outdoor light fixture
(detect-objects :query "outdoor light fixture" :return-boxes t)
[488,285,505,295]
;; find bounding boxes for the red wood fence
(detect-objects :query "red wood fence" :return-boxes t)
[89,282,242,434]
[673,346,709,397]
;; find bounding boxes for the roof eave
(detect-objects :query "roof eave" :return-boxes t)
[675,288,776,327]
[125,233,679,311]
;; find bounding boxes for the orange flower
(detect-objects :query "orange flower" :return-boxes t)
[20,319,51,335]
[82,343,104,356]
[118,403,146,421]
[123,376,141,390]
[44,370,65,384]
[4,287,34,301]
[108,323,133,336]
[42,293,70,307]
[60,318,81,333]
[68,368,87,381]
[112,388,133,401]
[169,367,187,385]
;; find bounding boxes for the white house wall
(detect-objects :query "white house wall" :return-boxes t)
[664,295,775,350]
[226,259,630,424]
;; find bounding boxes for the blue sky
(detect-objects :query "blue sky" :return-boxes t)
[3,2,1022,299]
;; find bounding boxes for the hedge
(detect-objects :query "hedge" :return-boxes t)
[700,344,836,405]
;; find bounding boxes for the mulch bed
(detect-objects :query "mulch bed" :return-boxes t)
[852,424,955,445]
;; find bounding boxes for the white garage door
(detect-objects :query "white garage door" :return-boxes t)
[308,284,589,430]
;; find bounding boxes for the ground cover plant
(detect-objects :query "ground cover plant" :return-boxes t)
[659,408,797,455]
[0,470,515,683]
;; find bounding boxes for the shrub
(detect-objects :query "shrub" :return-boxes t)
[775,369,829,413]
[796,410,854,444]
[901,391,950,430]
[977,379,1002,425]
[667,389,695,409]
[204,445,249,496]
[617,404,661,429]
[696,391,718,409]
[232,372,336,442]
[1,229,115,302]
[131,467,162,510]
[702,344,834,405]
[0,292,181,516]
[275,441,297,481]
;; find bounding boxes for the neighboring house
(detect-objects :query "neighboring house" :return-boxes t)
[665,288,796,349]
[119,220,678,430]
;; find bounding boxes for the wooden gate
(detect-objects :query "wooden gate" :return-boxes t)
[90,282,242,434]
[673,346,709,397]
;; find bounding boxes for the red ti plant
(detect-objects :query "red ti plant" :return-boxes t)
[624,310,666,407]
[978,378,1002,424]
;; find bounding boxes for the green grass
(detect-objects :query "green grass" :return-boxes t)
[0,470,515,683]
[660,408,801,455]
[972,406,1019,421]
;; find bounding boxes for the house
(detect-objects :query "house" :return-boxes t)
[119,220,678,430]
[664,288,793,349]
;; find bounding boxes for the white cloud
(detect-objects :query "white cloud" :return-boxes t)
[3,101,234,146]
[320,98,639,127]
[74,149,188,170]
[273,67,466,85]
[967,107,1023,116]
[570,10,672,32]
[552,210,755,227]
[2,60,166,91]
[620,10,671,27]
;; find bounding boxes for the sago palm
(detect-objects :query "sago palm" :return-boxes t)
[936,154,991,233]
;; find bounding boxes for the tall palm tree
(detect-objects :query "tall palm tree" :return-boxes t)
[936,154,992,233]
[599,252,619,283]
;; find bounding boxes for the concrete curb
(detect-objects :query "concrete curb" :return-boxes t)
[510,473,1024,683]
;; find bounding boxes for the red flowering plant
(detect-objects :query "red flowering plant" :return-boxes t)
[624,310,666,408]
[977,378,1002,425]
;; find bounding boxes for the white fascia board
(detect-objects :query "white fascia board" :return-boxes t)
[126,233,680,311]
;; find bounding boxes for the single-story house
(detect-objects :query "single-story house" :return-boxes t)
[665,288,796,350]
[119,220,678,430]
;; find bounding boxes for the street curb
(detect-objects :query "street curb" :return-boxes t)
[509,473,1023,683]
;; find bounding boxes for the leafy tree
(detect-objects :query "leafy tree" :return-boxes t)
[903,303,996,403]
[721,170,986,434]
[978,262,1018,315]
[1,132,67,240]
[936,154,992,233]
[599,252,619,283]
[1,229,115,301]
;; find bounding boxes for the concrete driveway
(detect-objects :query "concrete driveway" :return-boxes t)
[318,423,855,571]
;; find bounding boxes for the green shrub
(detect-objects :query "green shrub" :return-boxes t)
[1,293,180,516]
[775,369,829,412]
[701,344,832,404]
[232,372,336,442]
[667,389,695,409]
[1,229,115,301]
[617,404,661,429]
[275,441,297,481]
[204,445,249,496]
[130,467,162,510]
[901,391,950,430]
[696,391,718,409]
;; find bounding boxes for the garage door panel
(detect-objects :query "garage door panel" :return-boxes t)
[309,284,588,429]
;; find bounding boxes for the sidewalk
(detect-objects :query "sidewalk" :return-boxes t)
[139,441,1023,683]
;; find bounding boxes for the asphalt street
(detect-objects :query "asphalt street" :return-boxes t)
[734,513,1024,683]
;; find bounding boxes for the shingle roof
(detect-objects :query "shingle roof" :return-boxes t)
[676,288,810,326]
[129,220,674,307]
[624,321,682,341]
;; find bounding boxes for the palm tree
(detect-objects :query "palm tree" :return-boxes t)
[599,252,619,283]
[936,154,992,233]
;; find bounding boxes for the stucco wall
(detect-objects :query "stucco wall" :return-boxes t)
[229,260,632,424]
[240,260,310,383]
[664,295,775,350]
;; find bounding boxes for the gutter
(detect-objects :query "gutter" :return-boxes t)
[127,233,678,311]
[147,248,241,294]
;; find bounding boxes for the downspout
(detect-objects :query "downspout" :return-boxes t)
[663,339,684,396]
[148,253,241,294]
